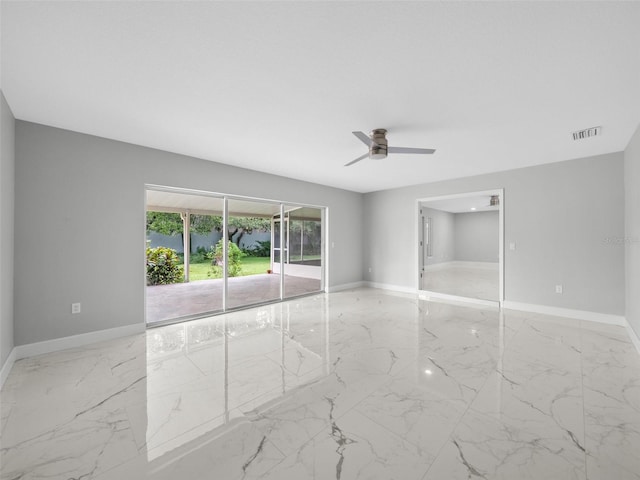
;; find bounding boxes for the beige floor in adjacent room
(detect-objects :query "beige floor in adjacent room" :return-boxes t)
[1,288,639,479]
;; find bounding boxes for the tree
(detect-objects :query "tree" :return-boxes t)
[146,212,222,236]
[146,211,271,249]
[146,212,182,236]
[190,214,221,234]
[227,217,271,247]
[146,212,220,254]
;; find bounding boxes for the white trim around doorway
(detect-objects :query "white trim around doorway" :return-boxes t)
[415,188,505,306]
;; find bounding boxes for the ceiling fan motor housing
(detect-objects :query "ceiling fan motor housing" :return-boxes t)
[345,127,434,166]
[370,128,388,159]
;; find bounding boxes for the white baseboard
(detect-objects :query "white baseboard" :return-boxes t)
[362,282,499,307]
[365,282,416,295]
[13,323,145,360]
[627,323,640,355]
[327,281,366,293]
[502,300,626,326]
[0,347,17,389]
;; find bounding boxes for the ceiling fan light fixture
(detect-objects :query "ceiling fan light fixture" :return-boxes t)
[370,146,388,160]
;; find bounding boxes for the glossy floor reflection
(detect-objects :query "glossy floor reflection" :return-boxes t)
[1,288,639,479]
[422,264,499,301]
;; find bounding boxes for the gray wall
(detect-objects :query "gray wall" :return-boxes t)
[421,207,455,266]
[14,121,363,346]
[625,123,640,338]
[454,210,499,263]
[0,91,15,367]
[364,153,625,315]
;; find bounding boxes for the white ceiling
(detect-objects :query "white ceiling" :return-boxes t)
[2,1,639,193]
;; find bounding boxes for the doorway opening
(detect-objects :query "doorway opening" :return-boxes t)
[145,186,326,326]
[417,189,504,307]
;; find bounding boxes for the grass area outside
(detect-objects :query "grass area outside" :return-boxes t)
[188,256,271,281]
[176,253,320,282]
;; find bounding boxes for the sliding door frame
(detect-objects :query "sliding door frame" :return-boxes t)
[144,184,327,326]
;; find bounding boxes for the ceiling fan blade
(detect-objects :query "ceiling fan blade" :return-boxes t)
[344,152,369,167]
[352,131,378,147]
[388,146,436,155]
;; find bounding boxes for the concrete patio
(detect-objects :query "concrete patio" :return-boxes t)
[146,273,322,324]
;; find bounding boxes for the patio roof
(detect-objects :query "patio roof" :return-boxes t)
[146,188,321,219]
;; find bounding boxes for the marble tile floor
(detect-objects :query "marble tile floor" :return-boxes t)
[422,264,499,301]
[1,288,639,479]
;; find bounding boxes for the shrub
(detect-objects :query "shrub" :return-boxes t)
[208,240,245,277]
[190,245,210,264]
[146,246,184,285]
[242,240,271,257]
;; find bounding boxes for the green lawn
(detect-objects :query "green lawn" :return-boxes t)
[188,256,271,281]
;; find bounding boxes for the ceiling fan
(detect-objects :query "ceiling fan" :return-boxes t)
[345,128,436,167]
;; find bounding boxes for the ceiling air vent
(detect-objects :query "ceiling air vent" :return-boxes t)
[572,126,602,141]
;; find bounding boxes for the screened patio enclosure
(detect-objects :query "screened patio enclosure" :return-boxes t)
[145,187,325,326]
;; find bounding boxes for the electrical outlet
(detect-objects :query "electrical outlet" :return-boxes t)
[555,285,563,294]
[71,303,81,314]
[368,267,372,273]
[510,242,516,251]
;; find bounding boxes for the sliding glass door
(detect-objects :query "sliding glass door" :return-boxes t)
[145,190,224,325]
[226,198,281,309]
[283,207,323,298]
[145,186,326,326]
